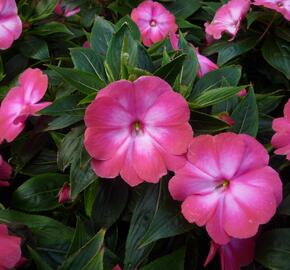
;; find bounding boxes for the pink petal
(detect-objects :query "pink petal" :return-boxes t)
[0,160,12,181]
[272,118,290,132]
[271,132,290,149]
[181,192,220,226]
[204,241,218,267]
[146,123,193,155]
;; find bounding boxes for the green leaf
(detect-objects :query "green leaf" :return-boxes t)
[190,66,242,99]
[262,37,290,79]
[116,15,141,41]
[91,16,115,56]
[31,0,58,21]
[58,126,84,172]
[84,181,100,217]
[70,48,107,81]
[189,86,247,109]
[28,246,54,270]
[164,0,201,19]
[0,209,73,266]
[256,92,284,114]
[256,229,290,270]
[92,179,129,229]
[49,66,105,94]
[45,115,83,131]
[278,195,290,215]
[230,88,259,137]
[12,173,68,212]
[30,22,73,36]
[141,248,185,270]
[20,36,49,60]
[59,229,106,270]
[154,54,186,85]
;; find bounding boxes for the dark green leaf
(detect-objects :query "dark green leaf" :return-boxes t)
[164,0,200,19]
[20,36,49,60]
[31,0,58,21]
[28,246,54,270]
[30,22,73,36]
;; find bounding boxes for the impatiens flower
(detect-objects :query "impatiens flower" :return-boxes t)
[253,0,290,21]
[218,112,235,126]
[0,155,12,187]
[0,0,22,50]
[112,265,122,270]
[131,0,178,47]
[205,0,251,40]
[84,76,193,187]
[204,238,255,270]
[54,0,80,17]
[0,224,22,269]
[194,47,218,78]
[83,41,90,48]
[237,88,247,97]
[271,99,290,159]
[0,68,51,143]
[169,132,282,244]
[58,183,71,203]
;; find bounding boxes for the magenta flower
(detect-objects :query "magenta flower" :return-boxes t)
[0,0,22,50]
[131,0,178,47]
[194,47,218,78]
[83,41,90,48]
[272,99,290,159]
[0,155,12,187]
[204,238,255,270]
[54,0,80,17]
[218,112,235,126]
[84,76,193,187]
[169,132,282,244]
[58,183,71,204]
[253,0,290,21]
[205,0,251,40]
[0,68,51,143]
[0,224,22,269]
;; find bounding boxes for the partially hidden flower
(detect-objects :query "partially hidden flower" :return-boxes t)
[194,47,218,78]
[204,238,255,270]
[58,183,71,204]
[237,88,247,97]
[0,155,12,187]
[54,0,80,17]
[112,265,122,270]
[169,33,179,50]
[218,112,235,126]
[0,0,22,50]
[84,76,193,187]
[205,0,251,40]
[271,98,290,159]
[0,68,51,143]
[0,224,23,269]
[253,0,290,21]
[169,132,282,244]
[131,0,178,47]
[83,41,90,48]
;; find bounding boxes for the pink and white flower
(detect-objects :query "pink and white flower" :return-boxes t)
[131,0,178,47]
[0,68,51,143]
[271,98,290,159]
[0,224,22,269]
[204,238,255,270]
[84,76,193,187]
[253,0,290,21]
[169,132,282,244]
[205,0,251,40]
[0,155,12,187]
[194,47,218,78]
[54,0,80,17]
[0,0,22,50]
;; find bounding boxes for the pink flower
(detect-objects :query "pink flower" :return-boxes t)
[0,0,22,50]
[0,224,22,269]
[205,0,251,40]
[169,33,179,50]
[0,155,12,187]
[204,238,255,270]
[194,47,218,78]
[237,88,247,97]
[54,0,80,17]
[169,132,282,244]
[0,68,51,143]
[83,41,90,48]
[131,0,178,47]
[271,99,290,159]
[113,265,122,270]
[58,183,71,203]
[84,76,193,187]
[218,112,235,126]
[253,0,290,21]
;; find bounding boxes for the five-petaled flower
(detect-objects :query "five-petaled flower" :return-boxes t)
[205,0,251,40]
[84,76,193,187]
[169,132,282,244]
[0,0,22,50]
[131,0,178,47]
[0,68,51,143]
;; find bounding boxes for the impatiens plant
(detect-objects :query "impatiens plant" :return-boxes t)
[0,0,289,270]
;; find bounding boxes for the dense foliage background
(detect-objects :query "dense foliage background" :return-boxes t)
[0,0,290,269]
